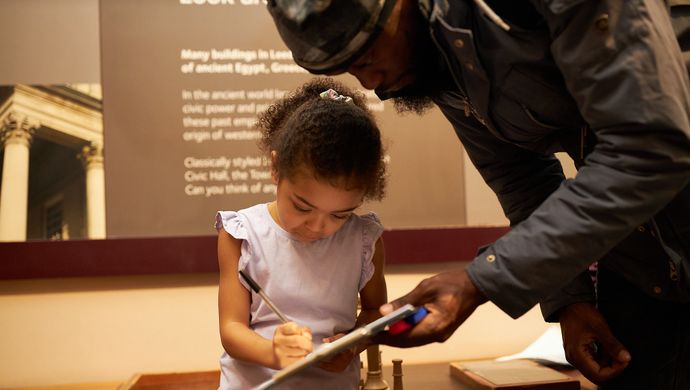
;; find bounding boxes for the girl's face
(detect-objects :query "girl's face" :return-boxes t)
[273,167,364,242]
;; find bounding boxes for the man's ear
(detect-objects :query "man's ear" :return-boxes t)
[270,151,279,183]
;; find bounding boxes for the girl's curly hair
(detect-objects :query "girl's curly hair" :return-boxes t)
[257,77,386,201]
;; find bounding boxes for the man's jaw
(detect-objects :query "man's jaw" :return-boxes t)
[373,83,436,115]
[374,88,398,101]
[375,82,420,101]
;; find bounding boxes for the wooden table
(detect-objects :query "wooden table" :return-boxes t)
[114,361,596,390]
[375,362,597,390]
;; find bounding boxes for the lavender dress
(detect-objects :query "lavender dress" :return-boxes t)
[216,203,384,390]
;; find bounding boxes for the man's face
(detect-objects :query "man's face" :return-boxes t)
[340,0,439,114]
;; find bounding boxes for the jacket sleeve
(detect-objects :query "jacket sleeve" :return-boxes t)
[539,271,595,322]
[466,0,690,318]
[438,100,597,320]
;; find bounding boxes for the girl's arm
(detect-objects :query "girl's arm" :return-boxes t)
[217,229,312,369]
[356,237,388,330]
[319,237,388,372]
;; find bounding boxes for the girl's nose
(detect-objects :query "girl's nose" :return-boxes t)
[306,214,326,234]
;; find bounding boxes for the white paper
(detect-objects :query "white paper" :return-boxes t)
[495,324,571,367]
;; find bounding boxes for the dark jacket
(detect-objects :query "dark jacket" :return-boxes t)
[424,0,690,319]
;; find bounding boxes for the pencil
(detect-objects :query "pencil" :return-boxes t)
[239,270,290,323]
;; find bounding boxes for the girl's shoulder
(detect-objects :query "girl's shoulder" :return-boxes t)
[355,211,382,227]
[341,211,384,244]
[214,204,271,240]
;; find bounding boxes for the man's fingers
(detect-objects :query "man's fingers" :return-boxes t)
[374,307,447,347]
[380,297,408,315]
[615,349,632,364]
[597,331,631,365]
[596,360,629,382]
[566,343,604,382]
[379,278,434,315]
[572,339,630,383]
[592,323,631,369]
[594,337,631,381]
[375,328,442,347]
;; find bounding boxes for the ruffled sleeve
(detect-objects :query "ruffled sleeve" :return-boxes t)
[358,212,384,291]
[215,211,249,240]
[215,211,252,289]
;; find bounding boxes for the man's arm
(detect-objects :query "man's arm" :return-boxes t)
[378,0,690,348]
[540,271,594,321]
[468,0,690,318]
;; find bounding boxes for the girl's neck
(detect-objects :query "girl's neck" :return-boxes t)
[267,201,282,227]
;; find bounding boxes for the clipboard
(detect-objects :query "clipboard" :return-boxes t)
[253,304,419,390]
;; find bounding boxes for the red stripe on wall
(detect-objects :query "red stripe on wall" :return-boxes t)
[0,227,509,280]
[383,226,510,265]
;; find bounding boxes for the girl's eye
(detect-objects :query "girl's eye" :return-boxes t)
[332,214,350,220]
[294,204,310,213]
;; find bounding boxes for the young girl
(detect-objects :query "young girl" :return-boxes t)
[216,78,388,389]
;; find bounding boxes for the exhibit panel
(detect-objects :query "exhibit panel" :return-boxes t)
[99,0,468,238]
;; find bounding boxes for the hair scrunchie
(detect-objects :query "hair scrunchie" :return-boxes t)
[319,88,353,104]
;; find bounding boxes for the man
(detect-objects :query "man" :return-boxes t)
[268,1,690,388]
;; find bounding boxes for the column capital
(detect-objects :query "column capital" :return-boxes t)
[79,142,104,169]
[1,113,38,148]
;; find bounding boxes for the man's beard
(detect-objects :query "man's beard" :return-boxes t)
[391,90,435,116]
[375,51,447,116]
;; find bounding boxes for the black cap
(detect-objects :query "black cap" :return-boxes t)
[268,0,397,74]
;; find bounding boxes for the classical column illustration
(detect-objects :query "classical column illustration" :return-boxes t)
[79,142,106,239]
[0,114,37,241]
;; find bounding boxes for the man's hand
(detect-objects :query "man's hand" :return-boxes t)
[559,302,631,383]
[317,333,357,372]
[272,322,313,369]
[374,269,487,347]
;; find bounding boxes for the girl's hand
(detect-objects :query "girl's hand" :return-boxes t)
[272,322,313,369]
[317,333,357,372]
